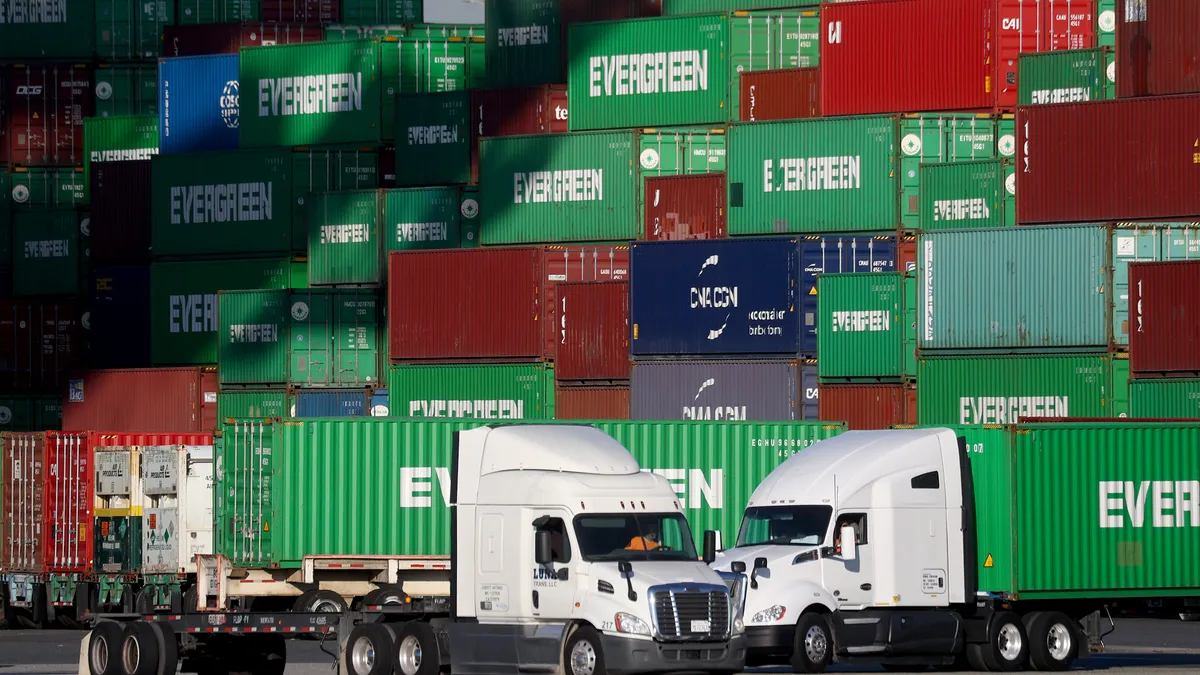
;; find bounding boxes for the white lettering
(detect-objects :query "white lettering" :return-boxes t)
[1031,87,1091,104]
[168,294,218,334]
[1100,480,1200,528]
[956,396,1068,424]
[256,73,363,117]
[228,324,280,343]
[408,400,526,419]
[320,223,369,244]
[396,222,449,243]
[0,0,68,23]
[832,310,891,332]
[407,125,460,145]
[169,183,274,224]
[933,198,991,222]
[513,170,603,204]
[763,156,862,192]
[648,469,723,510]
[586,50,709,98]
[496,24,551,48]
[23,239,70,259]
[689,287,738,309]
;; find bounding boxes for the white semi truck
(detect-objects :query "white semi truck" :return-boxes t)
[83,424,748,675]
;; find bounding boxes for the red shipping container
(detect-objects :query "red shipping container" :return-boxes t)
[6,64,92,167]
[818,383,916,430]
[556,281,629,381]
[644,174,726,241]
[1116,0,1200,98]
[0,300,80,394]
[555,385,631,420]
[1016,94,1200,224]
[739,68,820,122]
[161,23,325,56]
[1129,261,1200,377]
[2,433,45,575]
[261,0,338,24]
[468,85,569,183]
[42,431,94,575]
[389,246,629,362]
[61,368,218,433]
[820,0,1094,115]
[90,160,152,267]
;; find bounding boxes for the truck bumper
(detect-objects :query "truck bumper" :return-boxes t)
[599,633,746,675]
[744,625,795,665]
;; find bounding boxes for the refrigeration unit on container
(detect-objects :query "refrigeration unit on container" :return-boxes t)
[819,0,1095,115]
[90,161,152,267]
[88,266,152,369]
[632,359,815,421]
[556,281,630,382]
[141,442,215,584]
[176,0,260,23]
[96,0,174,60]
[644,173,726,241]
[93,445,144,591]
[1111,223,1200,347]
[0,0,95,59]
[94,64,159,117]
[341,0,420,23]
[819,383,915,430]
[0,300,79,394]
[0,395,62,431]
[740,67,820,121]
[217,289,382,387]
[12,210,87,297]
[62,368,218,432]
[261,0,338,24]
[238,39,384,148]
[1017,94,1200,224]
[82,115,157,201]
[1019,47,1115,105]
[818,272,915,381]
[293,388,374,416]
[158,54,240,155]
[388,363,555,420]
[1129,261,1200,378]
[919,159,1015,230]
[1116,0,1200,98]
[8,167,86,210]
[919,225,1111,352]
[217,388,290,418]
[6,63,92,167]
[554,385,630,420]
[162,23,324,56]
[1130,379,1200,418]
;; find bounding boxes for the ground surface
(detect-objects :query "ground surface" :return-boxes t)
[0,619,1196,674]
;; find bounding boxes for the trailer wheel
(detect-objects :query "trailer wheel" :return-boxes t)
[790,613,832,673]
[345,624,394,675]
[121,623,161,675]
[394,622,441,675]
[970,611,1029,672]
[564,625,606,675]
[362,585,407,608]
[182,586,200,614]
[293,590,347,614]
[147,623,179,675]
[1024,611,1076,671]
[88,622,124,675]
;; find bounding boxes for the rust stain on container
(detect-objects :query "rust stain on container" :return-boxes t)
[644,174,726,241]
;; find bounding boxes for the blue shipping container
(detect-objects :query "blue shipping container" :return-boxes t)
[293,389,371,417]
[369,389,389,416]
[159,54,240,155]
[88,266,152,369]
[798,235,896,355]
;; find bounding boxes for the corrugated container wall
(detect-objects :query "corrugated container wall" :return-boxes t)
[385,187,474,253]
[0,0,95,59]
[293,389,372,417]
[554,385,630,420]
[6,64,93,167]
[556,281,630,382]
[0,300,79,394]
[632,360,811,421]
[341,0,420,23]
[1,434,45,573]
[644,174,726,241]
[161,23,324,57]
[919,226,1110,351]
[87,266,152,369]
[158,54,241,155]
[13,209,88,297]
[1017,95,1200,224]
[1129,261,1200,377]
[818,273,915,381]
[1109,223,1200,347]
[93,64,159,117]
[62,368,218,432]
[920,160,1015,230]
[43,431,95,574]
[1116,0,1200,98]
[819,383,915,430]
[8,167,86,210]
[177,0,259,24]
[1019,47,1116,105]
[389,364,555,420]
[96,0,173,60]
[261,0,337,23]
[0,395,63,431]
[739,67,820,121]
[82,115,157,201]
[393,91,471,187]
[1129,379,1200,418]
[91,161,152,266]
[726,9,821,122]
[217,388,290,419]
[307,190,384,286]
[800,236,898,355]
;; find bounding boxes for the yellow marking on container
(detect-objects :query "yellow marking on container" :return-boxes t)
[984,554,995,568]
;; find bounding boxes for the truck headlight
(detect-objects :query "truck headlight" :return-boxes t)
[615,612,650,635]
[750,605,787,623]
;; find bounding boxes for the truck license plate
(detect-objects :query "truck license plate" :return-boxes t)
[691,620,711,633]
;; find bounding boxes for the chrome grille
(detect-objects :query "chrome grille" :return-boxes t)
[651,588,729,641]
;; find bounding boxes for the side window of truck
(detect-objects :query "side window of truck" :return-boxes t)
[539,518,572,563]
[834,514,867,546]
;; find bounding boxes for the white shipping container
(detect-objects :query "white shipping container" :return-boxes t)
[140,445,214,575]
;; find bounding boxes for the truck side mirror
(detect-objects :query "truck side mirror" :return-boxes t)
[840,525,858,562]
[535,530,553,566]
[702,530,718,564]
[754,557,768,570]
[730,561,746,574]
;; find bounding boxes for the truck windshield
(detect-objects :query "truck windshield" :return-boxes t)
[735,505,833,547]
[574,513,699,562]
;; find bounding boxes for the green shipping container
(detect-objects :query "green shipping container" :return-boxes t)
[218,388,291,419]
[1018,47,1115,106]
[920,160,1015,230]
[95,515,142,574]
[96,0,173,60]
[1130,380,1200,418]
[95,64,160,117]
[727,8,821,121]
[567,15,729,130]
[479,131,639,245]
[218,289,381,387]
[0,173,10,268]
[1096,0,1116,49]
[637,126,726,210]
[340,0,420,24]
[307,190,384,286]
[1110,224,1200,347]
[152,149,294,258]
[13,210,86,297]
[393,91,471,187]
[9,168,86,210]
[459,187,480,247]
[324,25,409,40]
[83,115,158,200]
[385,186,469,252]
[292,146,380,252]
[817,272,915,381]
[216,417,847,567]
[916,353,1124,425]
[388,363,556,420]
[0,396,63,431]
[484,0,563,88]
[0,0,95,59]
[150,258,307,366]
[381,35,484,141]
[177,0,259,23]
[239,40,384,148]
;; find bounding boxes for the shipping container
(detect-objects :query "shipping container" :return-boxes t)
[149,258,307,366]
[728,9,821,121]
[291,146,380,250]
[139,441,216,579]
[0,300,79,394]
[94,64,158,117]
[1116,0,1200,98]
[1017,94,1200,224]
[82,115,157,201]
[818,383,915,430]
[917,353,1124,424]
[216,417,845,565]
[94,515,142,579]
[739,67,819,121]
[6,64,92,167]
[158,54,241,155]
[554,385,630,420]
[380,33,486,141]
[161,22,323,56]
[818,272,915,381]
[1129,380,1200,418]
[1,434,45,574]
[87,266,152,369]
[13,209,86,297]
[1129,261,1200,377]
[261,0,336,23]
[340,0,419,24]
[62,368,217,432]
[388,363,554,420]
[93,445,144,582]
[919,159,1015,230]
[90,161,152,267]
[218,289,381,387]
[0,395,61,431]
[644,173,726,241]
[42,432,95,574]
[293,388,372,416]
[1110,223,1200,347]
[217,388,290,418]
[820,0,1094,115]
[8,167,85,209]
[632,359,813,421]
[96,0,173,60]
[0,0,95,59]
[472,84,570,136]
[393,91,470,186]
[323,24,409,41]
[636,127,725,213]
[919,225,1110,351]
[151,149,294,259]
[307,190,383,285]
[177,0,260,23]
[385,186,473,252]
[556,281,629,382]
[665,0,815,13]
[239,40,382,148]
[1019,47,1115,105]
[479,131,639,244]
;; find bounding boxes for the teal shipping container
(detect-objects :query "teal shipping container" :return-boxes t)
[1110,223,1200,347]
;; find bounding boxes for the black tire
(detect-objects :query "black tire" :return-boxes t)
[345,624,394,675]
[135,590,155,615]
[121,623,162,675]
[147,623,179,675]
[292,590,347,614]
[182,587,199,614]
[975,611,1029,672]
[790,613,833,673]
[88,622,125,675]
[1025,611,1077,671]
[564,625,606,675]
[362,585,407,609]
[394,622,441,675]
[965,643,988,672]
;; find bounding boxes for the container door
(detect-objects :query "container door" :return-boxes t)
[289,292,332,386]
[183,446,215,564]
[45,433,93,573]
[335,293,380,387]
[219,423,268,567]
[2,434,45,573]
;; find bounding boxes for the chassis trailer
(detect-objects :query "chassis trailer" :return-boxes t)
[84,424,748,675]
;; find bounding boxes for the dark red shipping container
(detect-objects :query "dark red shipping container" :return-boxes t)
[556,281,629,382]
[0,301,80,394]
[261,0,338,24]
[818,383,916,430]
[820,0,1094,115]
[1116,0,1200,98]
[555,385,631,420]
[161,23,325,56]
[61,368,218,433]
[468,85,569,183]
[2,433,45,575]
[739,68,820,121]
[6,64,93,167]
[644,174,726,241]
[0,68,8,167]
[90,160,152,267]
[42,431,95,575]
[1129,261,1200,377]
[1016,94,1200,224]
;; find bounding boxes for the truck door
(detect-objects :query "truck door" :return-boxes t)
[821,513,873,607]
[530,511,577,620]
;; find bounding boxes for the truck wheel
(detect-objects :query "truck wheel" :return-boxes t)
[363,585,406,609]
[790,613,832,673]
[182,587,199,614]
[148,623,179,675]
[394,622,441,675]
[293,590,347,614]
[121,623,161,675]
[564,625,606,675]
[973,611,1029,672]
[89,622,125,675]
[1025,611,1076,671]
[346,624,394,675]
